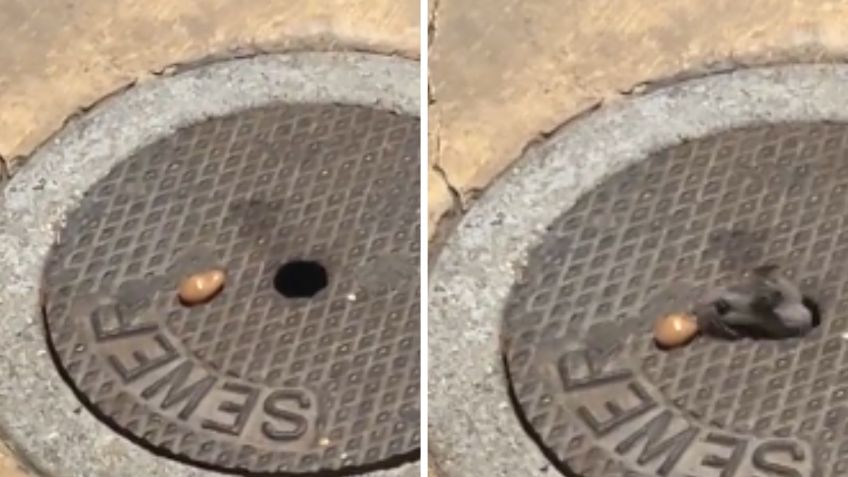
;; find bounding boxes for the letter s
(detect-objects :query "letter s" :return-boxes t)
[261,389,312,442]
[752,440,806,477]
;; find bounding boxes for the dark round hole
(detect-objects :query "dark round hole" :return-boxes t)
[802,296,822,328]
[273,260,328,298]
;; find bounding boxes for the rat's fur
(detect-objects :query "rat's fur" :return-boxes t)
[691,265,814,340]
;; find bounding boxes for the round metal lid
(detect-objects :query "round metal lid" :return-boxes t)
[503,123,848,476]
[42,103,420,474]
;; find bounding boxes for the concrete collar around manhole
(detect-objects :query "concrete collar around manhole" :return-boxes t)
[430,64,848,477]
[0,52,419,477]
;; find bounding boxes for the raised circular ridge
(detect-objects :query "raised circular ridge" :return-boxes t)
[43,103,419,474]
[503,122,845,476]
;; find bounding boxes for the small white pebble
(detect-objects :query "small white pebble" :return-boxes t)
[346,293,357,302]
[318,437,330,447]
[841,332,848,340]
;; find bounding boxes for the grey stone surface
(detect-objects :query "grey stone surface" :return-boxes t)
[429,65,848,476]
[0,52,419,477]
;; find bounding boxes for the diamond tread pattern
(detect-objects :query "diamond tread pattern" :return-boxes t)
[42,103,420,474]
[503,123,848,476]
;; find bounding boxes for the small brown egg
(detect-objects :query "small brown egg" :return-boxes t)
[178,269,225,305]
[653,312,699,348]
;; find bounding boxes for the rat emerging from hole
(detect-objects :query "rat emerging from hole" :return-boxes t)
[654,264,819,349]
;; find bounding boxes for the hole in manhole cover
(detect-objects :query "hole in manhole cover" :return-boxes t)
[274,260,329,298]
[41,102,420,474]
[803,296,823,329]
[501,123,848,476]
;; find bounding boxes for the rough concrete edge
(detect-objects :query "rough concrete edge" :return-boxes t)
[163,33,421,75]
[0,51,419,477]
[426,458,443,477]
[426,50,848,240]
[424,0,456,251]
[429,64,848,476]
[427,0,438,48]
[0,439,35,477]
[0,34,420,183]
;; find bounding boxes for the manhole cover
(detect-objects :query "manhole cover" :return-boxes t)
[502,123,848,476]
[42,103,419,474]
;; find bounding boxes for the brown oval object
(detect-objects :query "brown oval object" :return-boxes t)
[178,269,225,305]
[653,312,699,348]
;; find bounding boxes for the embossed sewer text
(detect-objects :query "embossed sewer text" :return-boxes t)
[87,300,317,448]
[550,347,814,477]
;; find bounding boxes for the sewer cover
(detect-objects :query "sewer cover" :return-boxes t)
[502,123,848,477]
[42,103,420,474]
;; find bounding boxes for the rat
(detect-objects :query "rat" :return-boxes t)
[690,264,817,340]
